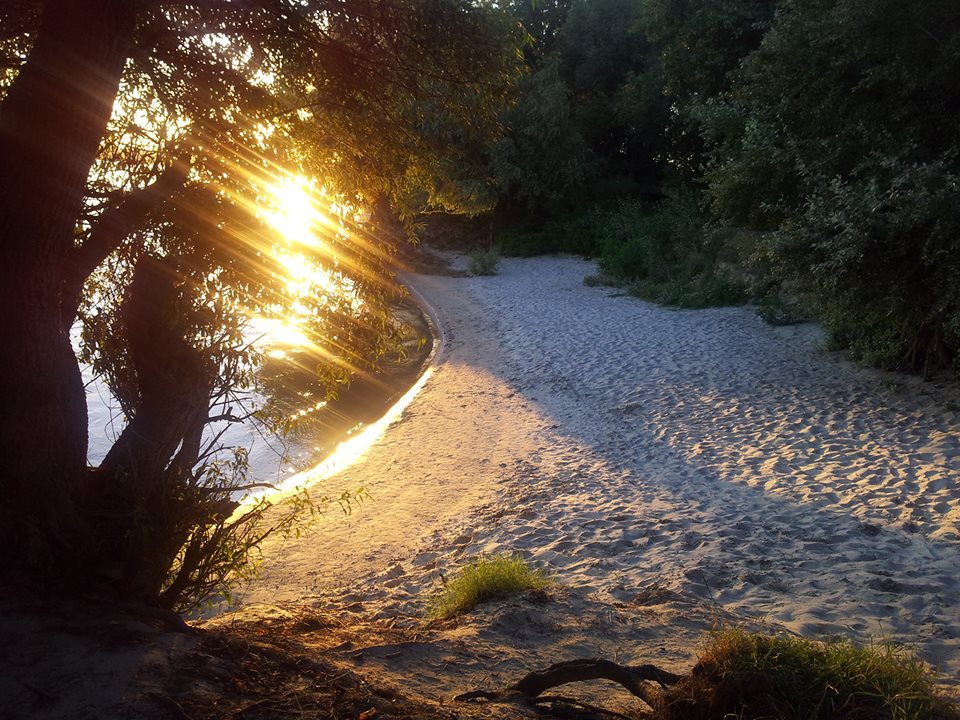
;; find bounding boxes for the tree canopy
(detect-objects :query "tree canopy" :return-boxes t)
[489,0,960,375]
[0,0,518,608]
[704,0,960,371]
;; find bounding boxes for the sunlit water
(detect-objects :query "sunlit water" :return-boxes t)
[79,173,422,500]
[80,306,432,503]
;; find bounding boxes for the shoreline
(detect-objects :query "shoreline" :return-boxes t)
[234,286,438,510]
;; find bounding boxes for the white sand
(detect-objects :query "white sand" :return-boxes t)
[237,255,960,684]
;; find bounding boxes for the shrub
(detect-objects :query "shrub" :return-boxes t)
[597,187,749,308]
[659,629,960,720]
[583,273,616,287]
[426,554,552,620]
[756,290,814,326]
[467,248,500,276]
[703,0,960,376]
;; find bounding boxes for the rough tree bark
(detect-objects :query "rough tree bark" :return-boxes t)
[0,0,136,571]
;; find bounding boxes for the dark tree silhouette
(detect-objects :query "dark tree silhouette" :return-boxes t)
[0,0,516,606]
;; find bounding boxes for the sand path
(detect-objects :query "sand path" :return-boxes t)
[239,255,960,680]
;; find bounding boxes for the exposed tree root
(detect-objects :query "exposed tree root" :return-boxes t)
[455,657,683,714]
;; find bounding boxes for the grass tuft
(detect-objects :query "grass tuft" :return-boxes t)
[659,629,959,720]
[426,554,552,621]
[467,248,500,276]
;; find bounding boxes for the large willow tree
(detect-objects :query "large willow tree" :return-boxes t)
[0,0,517,607]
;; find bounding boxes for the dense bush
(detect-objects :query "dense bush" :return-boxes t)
[597,188,748,308]
[705,0,960,374]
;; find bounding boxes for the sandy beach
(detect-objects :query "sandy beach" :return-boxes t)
[234,254,960,693]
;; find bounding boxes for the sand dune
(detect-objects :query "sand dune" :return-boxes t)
[237,254,960,682]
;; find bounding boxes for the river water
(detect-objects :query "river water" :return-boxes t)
[81,298,432,499]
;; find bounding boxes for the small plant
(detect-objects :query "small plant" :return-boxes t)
[659,629,959,720]
[756,294,812,326]
[426,554,552,620]
[583,273,617,288]
[468,248,500,276]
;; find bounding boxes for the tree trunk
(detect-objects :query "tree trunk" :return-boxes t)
[0,0,135,572]
[92,256,214,601]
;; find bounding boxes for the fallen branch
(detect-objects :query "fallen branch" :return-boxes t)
[454,657,683,711]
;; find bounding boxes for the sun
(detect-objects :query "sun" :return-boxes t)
[266,176,323,246]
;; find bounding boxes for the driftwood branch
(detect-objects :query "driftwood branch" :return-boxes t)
[454,658,683,712]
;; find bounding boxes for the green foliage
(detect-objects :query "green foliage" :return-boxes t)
[756,295,813,327]
[661,629,960,720]
[491,0,677,214]
[489,58,589,212]
[558,0,667,181]
[597,188,748,308]
[426,554,552,620]
[638,0,776,176]
[497,209,606,258]
[506,0,573,67]
[704,0,960,375]
[640,0,776,102]
[467,248,500,276]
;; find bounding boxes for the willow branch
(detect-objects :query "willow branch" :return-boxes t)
[62,150,192,328]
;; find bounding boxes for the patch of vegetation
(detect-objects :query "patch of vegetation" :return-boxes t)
[597,188,749,309]
[467,248,500,276]
[756,292,814,326]
[659,629,960,720]
[426,554,552,620]
[496,210,606,258]
[583,273,616,287]
[626,276,748,310]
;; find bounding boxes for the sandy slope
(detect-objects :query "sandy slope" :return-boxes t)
[237,255,960,684]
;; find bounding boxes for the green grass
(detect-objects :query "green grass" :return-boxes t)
[426,554,553,620]
[627,275,749,309]
[660,629,959,720]
[467,248,500,276]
